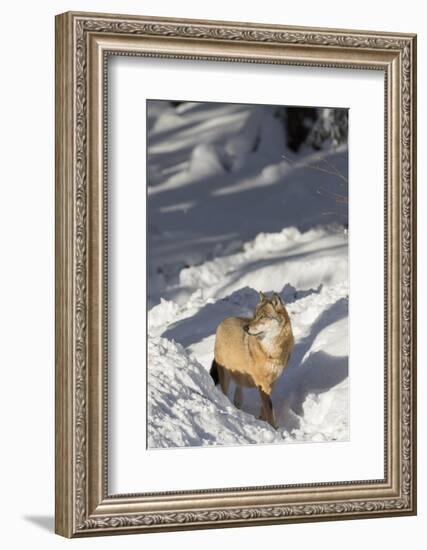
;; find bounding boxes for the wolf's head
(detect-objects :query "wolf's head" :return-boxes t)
[244,292,289,337]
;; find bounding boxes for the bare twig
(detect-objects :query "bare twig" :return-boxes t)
[316,187,348,204]
[282,153,348,184]
[281,153,348,208]
[321,158,348,184]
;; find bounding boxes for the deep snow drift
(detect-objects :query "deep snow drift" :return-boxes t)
[147,101,349,448]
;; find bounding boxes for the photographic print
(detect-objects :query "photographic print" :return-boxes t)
[147,100,349,449]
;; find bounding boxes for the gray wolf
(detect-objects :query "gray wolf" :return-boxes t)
[210,291,294,428]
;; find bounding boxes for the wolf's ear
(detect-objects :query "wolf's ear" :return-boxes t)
[272,293,284,310]
[259,291,268,302]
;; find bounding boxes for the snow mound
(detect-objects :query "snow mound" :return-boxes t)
[178,225,347,302]
[148,337,282,448]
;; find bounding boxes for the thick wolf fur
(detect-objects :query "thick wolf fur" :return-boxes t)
[211,292,294,428]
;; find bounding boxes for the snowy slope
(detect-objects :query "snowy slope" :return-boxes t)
[147,101,348,308]
[148,337,281,448]
[146,101,349,449]
[148,226,349,448]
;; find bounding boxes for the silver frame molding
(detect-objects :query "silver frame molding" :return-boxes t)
[55,11,417,538]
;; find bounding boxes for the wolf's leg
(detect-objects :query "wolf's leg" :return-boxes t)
[217,365,230,397]
[210,360,220,385]
[258,388,277,429]
[233,386,243,409]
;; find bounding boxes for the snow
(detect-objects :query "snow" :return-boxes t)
[147,100,349,449]
[148,337,281,447]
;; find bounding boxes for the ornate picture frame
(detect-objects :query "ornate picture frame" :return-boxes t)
[55,11,417,537]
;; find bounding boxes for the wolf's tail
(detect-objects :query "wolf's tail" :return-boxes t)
[210,359,220,385]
